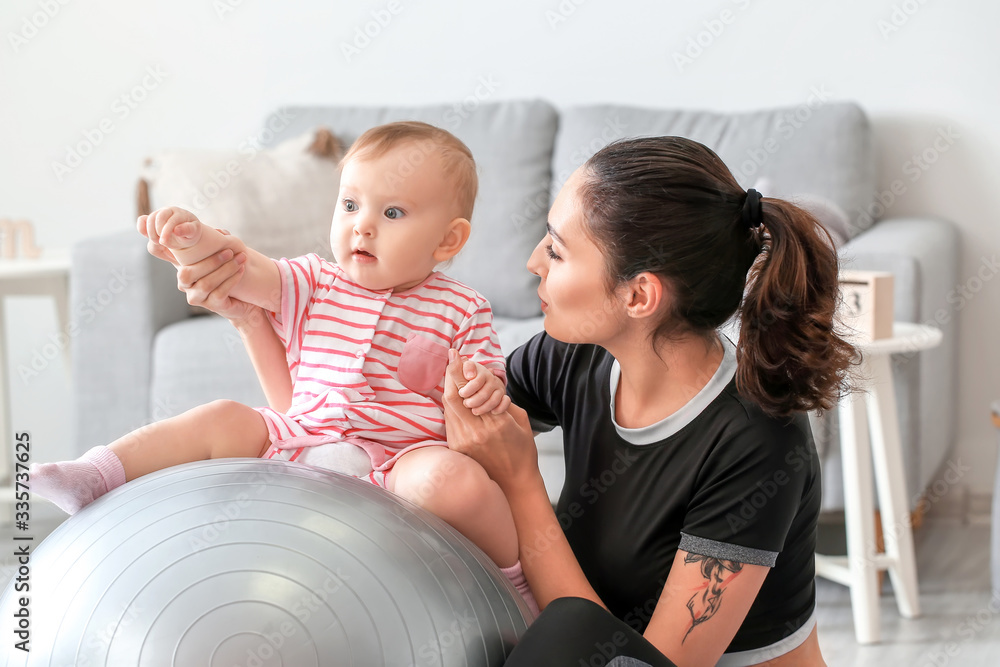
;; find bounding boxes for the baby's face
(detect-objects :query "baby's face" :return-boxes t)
[330,143,462,292]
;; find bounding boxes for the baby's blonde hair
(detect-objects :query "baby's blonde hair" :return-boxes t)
[340,121,478,221]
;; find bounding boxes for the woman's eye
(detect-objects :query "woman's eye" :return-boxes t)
[545,244,561,261]
[343,199,358,212]
[385,207,404,220]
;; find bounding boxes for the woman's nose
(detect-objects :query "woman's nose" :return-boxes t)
[526,241,545,277]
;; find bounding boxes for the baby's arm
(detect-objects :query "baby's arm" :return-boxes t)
[139,207,281,312]
[451,295,508,415]
[236,311,293,413]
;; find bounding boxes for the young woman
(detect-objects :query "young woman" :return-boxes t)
[159,136,854,666]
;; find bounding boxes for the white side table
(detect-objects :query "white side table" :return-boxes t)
[0,250,72,490]
[815,322,942,644]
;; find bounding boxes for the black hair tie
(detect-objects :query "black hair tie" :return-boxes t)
[741,188,763,229]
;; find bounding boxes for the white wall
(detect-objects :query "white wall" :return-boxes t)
[3,0,998,490]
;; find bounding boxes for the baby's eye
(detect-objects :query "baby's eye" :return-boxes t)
[545,244,561,261]
[384,207,404,220]
[342,199,358,212]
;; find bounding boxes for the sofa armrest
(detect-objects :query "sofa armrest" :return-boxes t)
[71,230,191,453]
[832,216,960,505]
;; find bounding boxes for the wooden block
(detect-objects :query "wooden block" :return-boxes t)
[839,270,894,341]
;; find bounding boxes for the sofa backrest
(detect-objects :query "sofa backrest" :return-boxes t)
[552,102,876,239]
[261,100,558,319]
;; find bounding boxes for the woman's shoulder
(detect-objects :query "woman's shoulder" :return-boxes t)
[701,379,818,472]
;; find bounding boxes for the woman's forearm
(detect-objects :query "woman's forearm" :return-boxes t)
[503,470,606,611]
[237,311,292,413]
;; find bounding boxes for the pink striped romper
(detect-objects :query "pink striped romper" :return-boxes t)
[256,253,506,489]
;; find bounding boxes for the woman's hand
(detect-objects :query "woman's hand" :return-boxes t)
[142,227,261,326]
[180,249,262,327]
[442,349,541,492]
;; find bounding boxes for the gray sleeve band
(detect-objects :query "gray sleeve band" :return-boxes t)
[679,532,778,567]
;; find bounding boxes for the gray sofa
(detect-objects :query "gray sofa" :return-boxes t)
[71,99,959,511]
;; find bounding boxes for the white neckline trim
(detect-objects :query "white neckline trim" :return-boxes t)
[609,335,737,445]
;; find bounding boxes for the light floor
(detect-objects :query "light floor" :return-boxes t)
[814,514,1000,666]
[0,507,997,666]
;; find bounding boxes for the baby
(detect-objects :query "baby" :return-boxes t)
[31,121,537,613]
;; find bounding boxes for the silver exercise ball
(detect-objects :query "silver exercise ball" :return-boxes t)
[0,459,531,666]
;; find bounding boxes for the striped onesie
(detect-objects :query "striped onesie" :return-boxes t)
[256,253,506,488]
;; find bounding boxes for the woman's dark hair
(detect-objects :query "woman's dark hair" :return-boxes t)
[579,136,856,417]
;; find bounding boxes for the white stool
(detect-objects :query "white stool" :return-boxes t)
[815,322,942,644]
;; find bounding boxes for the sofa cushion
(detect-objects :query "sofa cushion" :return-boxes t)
[257,100,559,319]
[151,315,267,418]
[140,128,342,263]
[552,102,876,240]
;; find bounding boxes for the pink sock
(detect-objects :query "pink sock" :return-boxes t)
[500,560,540,619]
[29,446,126,515]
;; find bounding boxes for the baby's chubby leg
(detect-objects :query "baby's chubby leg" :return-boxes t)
[138,206,231,266]
[387,446,518,566]
[108,399,272,478]
[387,446,540,616]
[30,400,270,514]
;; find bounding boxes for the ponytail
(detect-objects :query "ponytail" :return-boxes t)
[737,198,857,417]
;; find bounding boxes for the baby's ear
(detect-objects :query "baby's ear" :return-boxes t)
[433,217,471,262]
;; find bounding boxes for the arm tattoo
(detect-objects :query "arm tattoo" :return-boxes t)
[682,553,743,643]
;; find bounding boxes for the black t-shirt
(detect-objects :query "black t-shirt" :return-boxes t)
[506,332,820,654]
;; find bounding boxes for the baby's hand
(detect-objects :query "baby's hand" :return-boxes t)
[456,357,510,416]
[137,206,203,250]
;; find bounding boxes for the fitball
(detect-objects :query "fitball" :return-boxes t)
[0,459,531,665]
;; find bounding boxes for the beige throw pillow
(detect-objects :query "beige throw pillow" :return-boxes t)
[137,128,343,263]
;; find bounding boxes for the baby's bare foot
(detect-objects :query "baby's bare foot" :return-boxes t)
[159,221,202,250]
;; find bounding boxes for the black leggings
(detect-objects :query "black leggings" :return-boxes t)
[504,597,678,667]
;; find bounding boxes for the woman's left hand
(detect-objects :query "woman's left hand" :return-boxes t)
[442,350,540,491]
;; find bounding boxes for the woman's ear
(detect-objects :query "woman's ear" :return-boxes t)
[433,218,472,262]
[624,272,665,319]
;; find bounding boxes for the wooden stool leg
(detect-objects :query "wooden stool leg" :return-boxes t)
[874,511,886,590]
